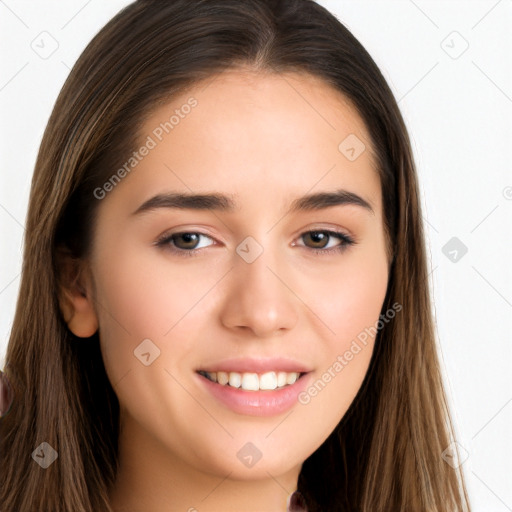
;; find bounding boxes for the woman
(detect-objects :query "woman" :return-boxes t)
[0,0,472,510]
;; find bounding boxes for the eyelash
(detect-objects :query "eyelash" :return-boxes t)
[155,229,356,258]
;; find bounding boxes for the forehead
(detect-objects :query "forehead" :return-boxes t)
[107,68,381,218]
[147,67,374,159]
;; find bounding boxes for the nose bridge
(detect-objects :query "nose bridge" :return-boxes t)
[219,234,298,336]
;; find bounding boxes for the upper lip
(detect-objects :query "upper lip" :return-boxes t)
[196,357,313,374]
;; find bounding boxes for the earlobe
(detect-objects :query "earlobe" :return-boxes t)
[56,248,99,338]
[59,287,99,338]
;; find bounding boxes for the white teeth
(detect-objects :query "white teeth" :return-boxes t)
[201,370,302,390]
[277,371,287,387]
[241,373,259,391]
[259,371,277,390]
[286,372,299,385]
[228,372,241,388]
[217,371,229,385]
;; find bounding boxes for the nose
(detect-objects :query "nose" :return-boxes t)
[219,241,299,338]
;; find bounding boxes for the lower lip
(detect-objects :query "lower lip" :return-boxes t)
[196,372,311,417]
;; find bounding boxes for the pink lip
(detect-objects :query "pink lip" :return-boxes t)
[196,357,312,374]
[196,370,313,417]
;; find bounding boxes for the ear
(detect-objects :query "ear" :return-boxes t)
[56,247,99,338]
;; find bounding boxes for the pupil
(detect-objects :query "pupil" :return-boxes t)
[309,231,327,247]
[179,233,198,248]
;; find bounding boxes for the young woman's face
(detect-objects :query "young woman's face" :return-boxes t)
[87,69,389,481]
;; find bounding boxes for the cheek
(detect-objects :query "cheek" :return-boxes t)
[307,241,389,347]
[91,245,221,384]
[296,244,389,434]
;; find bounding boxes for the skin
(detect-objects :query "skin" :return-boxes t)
[62,68,390,512]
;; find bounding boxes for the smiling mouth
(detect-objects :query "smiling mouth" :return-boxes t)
[197,370,307,391]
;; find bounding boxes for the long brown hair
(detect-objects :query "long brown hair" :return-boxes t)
[0,1,471,510]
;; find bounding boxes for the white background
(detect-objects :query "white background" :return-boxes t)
[1,1,511,510]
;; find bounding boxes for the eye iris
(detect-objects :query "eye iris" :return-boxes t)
[175,233,199,249]
[166,231,340,252]
[306,231,328,248]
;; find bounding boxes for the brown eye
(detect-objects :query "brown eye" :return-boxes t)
[172,232,201,250]
[296,230,356,255]
[302,231,331,249]
[156,232,216,256]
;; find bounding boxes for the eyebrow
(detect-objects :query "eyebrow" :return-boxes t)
[132,188,374,216]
